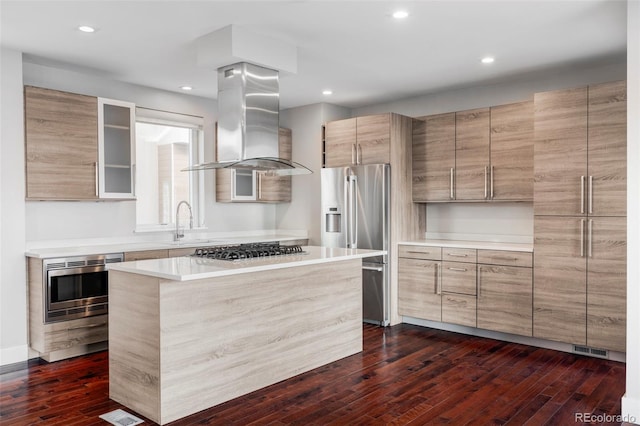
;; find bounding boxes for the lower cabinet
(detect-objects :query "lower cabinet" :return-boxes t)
[398,244,534,339]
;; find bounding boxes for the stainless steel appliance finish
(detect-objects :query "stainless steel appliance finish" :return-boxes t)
[192,242,305,261]
[183,62,311,175]
[43,253,123,323]
[321,163,390,325]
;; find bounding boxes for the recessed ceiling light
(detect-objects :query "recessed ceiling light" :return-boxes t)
[392,10,409,19]
[481,56,495,64]
[78,25,95,33]
[180,86,193,91]
[322,90,333,95]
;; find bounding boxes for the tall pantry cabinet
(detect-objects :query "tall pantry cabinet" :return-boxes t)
[533,80,626,352]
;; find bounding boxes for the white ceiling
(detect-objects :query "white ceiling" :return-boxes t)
[0,0,627,109]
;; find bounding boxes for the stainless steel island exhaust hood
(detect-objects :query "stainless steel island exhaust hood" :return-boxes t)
[185,62,311,175]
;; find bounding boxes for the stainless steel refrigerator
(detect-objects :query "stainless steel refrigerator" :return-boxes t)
[321,164,390,326]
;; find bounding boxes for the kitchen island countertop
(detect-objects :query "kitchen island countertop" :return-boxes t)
[107,246,386,281]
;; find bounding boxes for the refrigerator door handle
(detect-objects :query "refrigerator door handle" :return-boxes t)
[351,175,358,248]
[344,175,351,247]
[362,265,384,272]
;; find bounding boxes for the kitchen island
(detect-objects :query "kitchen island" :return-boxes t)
[107,246,384,425]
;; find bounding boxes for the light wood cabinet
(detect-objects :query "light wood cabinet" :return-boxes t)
[257,128,292,202]
[586,217,626,352]
[587,81,627,217]
[455,108,490,200]
[412,113,456,202]
[489,101,534,201]
[412,102,532,203]
[124,249,169,261]
[98,98,136,199]
[216,127,292,203]
[398,257,441,321]
[324,114,390,167]
[442,261,476,295]
[533,80,626,352]
[477,262,533,336]
[25,86,99,200]
[442,293,476,328]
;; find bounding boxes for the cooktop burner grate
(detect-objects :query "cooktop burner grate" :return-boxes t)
[193,242,305,261]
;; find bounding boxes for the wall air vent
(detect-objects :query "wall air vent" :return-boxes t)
[573,345,609,359]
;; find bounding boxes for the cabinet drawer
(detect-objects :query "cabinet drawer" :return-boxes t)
[442,261,477,295]
[44,315,108,352]
[477,250,532,267]
[398,245,442,260]
[442,293,476,327]
[442,248,477,262]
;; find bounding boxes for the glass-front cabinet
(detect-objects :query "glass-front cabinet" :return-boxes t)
[98,98,136,199]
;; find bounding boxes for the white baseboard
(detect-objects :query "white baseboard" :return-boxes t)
[0,344,29,366]
[622,395,640,425]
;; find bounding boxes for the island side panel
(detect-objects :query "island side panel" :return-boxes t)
[109,270,161,423]
[158,258,363,424]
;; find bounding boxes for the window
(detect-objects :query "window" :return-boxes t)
[135,108,204,231]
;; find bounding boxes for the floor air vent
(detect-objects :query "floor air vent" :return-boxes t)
[573,345,609,359]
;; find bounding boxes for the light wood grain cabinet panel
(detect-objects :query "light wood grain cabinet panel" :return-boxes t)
[477,264,532,336]
[490,101,534,201]
[587,80,626,217]
[124,250,169,261]
[324,117,356,167]
[442,293,476,327]
[398,245,442,261]
[455,108,490,200]
[442,261,476,295]
[356,114,390,165]
[258,127,292,202]
[442,248,476,263]
[398,258,441,321]
[477,250,532,268]
[412,114,455,202]
[587,216,626,352]
[25,86,98,200]
[534,87,588,215]
[533,216,586,345]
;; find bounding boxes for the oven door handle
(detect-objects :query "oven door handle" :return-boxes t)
[47,265,108,277]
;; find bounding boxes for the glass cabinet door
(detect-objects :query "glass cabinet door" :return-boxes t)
[98,98,136,199]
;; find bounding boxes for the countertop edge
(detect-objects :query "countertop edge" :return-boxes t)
[398,240,533,252]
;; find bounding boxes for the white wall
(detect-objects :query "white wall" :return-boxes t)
[278,103,350,244]
[0,48,27,364]
[622,0,640,422]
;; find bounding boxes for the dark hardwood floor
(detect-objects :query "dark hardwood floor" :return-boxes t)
[0,324,626,425]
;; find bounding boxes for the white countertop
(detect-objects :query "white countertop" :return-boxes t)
[107,246,386,281]
[25,234,307,259]
[399,239,533,252]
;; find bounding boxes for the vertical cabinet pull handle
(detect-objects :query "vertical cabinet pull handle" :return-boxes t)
[450,168,454,200]
[357,144,362,164]
[94,162,99,196]
[490,166,494,199]
[478,266,481,298]
[484,166,488,199]
[436,263,442,295]
[580,219,585,257]
[588,176,593,214]
[580,176,585,214]
[351,144,356,165]
[588,219,593,258]
[258,174,262,200]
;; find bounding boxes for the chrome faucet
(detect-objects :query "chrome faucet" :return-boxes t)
[175,200,193,242]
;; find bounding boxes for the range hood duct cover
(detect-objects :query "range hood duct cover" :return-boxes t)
[185,62,311,175]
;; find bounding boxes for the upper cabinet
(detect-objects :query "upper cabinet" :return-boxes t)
[490,101,534,201]
[24,86,136,201]
[98,98,136,199]
[412,113,455,202]
[216,127,293,203]
[412,101,533,203]
[324,113,390,167]
[25,86,99,200]
[455,108,490,201]
[534,82,626,216]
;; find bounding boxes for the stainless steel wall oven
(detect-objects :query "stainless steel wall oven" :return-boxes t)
[43,253,123,322]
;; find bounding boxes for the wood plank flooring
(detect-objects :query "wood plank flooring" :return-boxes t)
[0,324,626,425]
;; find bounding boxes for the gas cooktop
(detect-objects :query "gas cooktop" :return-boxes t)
[192,242,306,261]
